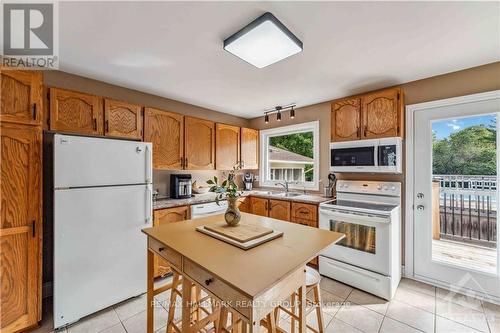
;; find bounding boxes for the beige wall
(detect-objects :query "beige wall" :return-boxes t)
[249,61,500,263]
[43,70,254,195]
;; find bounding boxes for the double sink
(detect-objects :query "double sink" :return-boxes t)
[252,190,304,198]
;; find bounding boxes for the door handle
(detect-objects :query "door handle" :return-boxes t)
[417,193,424,199]
[416,205,425,211]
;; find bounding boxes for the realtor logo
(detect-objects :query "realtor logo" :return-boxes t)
[2,2,58,69]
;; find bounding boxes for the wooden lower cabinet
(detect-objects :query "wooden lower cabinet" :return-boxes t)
[237,197,250,213]
[153,206,189,277]
[250,197,268,217]
[269,199,291,221]
[291,202,318,223]
[0,122,42,332]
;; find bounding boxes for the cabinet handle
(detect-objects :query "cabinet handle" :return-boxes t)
[357,126,361,138]
[105,120,109,133]
[32,103,37,120]
[205,278,214,286]
[364,126,367,137]
[93,118,97,131]
[32,220,36,238]
[158,247,165,252]
[180,158,184,168]
[269,202,272,211]
[185,158,188,169]
[265,201,268,211]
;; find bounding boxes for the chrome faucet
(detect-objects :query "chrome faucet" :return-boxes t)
[275,180,290,192]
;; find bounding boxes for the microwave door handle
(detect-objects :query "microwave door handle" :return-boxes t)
[374,144,379,168]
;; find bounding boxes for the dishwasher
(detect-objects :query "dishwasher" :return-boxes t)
[190,201,228,219]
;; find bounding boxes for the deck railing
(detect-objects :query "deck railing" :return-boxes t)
[433,175,497,248]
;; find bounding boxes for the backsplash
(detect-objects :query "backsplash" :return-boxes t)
[153,169,250,197]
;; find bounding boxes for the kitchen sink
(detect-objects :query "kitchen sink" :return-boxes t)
[267,191,302,197]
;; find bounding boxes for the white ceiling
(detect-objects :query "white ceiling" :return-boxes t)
[59,1,500,119]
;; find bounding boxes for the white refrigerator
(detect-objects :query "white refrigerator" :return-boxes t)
[52,134,152,328]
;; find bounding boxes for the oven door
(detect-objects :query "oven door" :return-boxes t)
[319,207,391,275]
[330,140,378,173]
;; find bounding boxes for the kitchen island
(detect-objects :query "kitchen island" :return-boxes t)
[142,212,344,332]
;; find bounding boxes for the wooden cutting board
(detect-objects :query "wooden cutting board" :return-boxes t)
[203,222,274,243]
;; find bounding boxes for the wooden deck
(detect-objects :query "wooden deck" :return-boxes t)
[432,239,497,274]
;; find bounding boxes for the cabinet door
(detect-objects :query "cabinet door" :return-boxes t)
[104,99,143,140]
[0,70,42,126]
[250,197,268,217]
[144,108,184,170]
[153,206,189,277]
[291,202,318,223]
[1,123,41,332]
[49,88,103,135]
[269,199,291,221]
[237,197,249,213]
[216,124,240,170]
[331,98,361,142]
[185,117,215,170]
[240,128,259,169]
[361,88,402,139]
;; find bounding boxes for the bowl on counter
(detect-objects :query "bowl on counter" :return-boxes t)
[192,186,210,194]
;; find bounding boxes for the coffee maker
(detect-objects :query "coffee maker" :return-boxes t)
[243,173,254,191]
[170,174,192,199]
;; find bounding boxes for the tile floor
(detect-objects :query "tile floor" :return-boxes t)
[33,275,500,333]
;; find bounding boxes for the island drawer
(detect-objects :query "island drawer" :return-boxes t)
[148,238,182,270]
[183,258,252,319]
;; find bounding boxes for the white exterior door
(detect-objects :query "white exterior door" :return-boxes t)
[409,91,500,300]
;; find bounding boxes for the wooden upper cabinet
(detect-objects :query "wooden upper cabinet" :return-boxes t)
[104,99,143,140]
[144,108,184,170]
[331,98,361,142]
[0,70,42,126]
[361,88,402,139]
[269,199,291,221]
[185,117,215,170]
[1,122,41,332]
[250,197,268,217]
[49,88,103,135]
[153,206,189,277]
[240,128,259,169]
[216,123,240,170]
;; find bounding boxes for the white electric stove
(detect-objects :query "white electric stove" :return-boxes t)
[318,180,401,300]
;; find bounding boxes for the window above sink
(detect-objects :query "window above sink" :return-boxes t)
[260,121,320,190]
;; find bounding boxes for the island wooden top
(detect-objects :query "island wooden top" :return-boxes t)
[142,212,344,298]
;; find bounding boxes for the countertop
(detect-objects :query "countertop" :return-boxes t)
[153,189,333,210]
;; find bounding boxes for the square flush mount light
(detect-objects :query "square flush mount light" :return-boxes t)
[223,12,303,68]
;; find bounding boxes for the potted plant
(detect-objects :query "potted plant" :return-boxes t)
[207,166,243,226]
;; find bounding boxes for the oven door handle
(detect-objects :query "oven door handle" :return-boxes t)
[320,208,391,224]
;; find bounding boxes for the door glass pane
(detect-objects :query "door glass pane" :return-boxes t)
[329,220,376,254]
[431,114,497,274]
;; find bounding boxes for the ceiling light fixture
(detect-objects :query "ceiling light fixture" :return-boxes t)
[223,12,303,68]
[262,104,296,123]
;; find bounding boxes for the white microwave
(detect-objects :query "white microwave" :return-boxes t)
[330,137,402,173]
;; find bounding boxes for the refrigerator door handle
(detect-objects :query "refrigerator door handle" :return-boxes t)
[145,145,152,184]
[145,185,152,224]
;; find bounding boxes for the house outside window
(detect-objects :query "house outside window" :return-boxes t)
[260,121,319,190]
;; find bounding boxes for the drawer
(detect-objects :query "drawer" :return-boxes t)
[183,258,252,319]
[291,202,318,222]
[148,238,182,270]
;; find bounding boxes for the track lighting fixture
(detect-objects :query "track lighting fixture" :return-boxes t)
[262,104,296,123]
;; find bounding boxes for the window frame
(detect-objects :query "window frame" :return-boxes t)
[259,121,320,190]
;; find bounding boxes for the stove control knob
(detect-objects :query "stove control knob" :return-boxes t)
[390,185,396,191]
[377,185,382,190]
[383,186,389,191]
[344,184,349,188]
